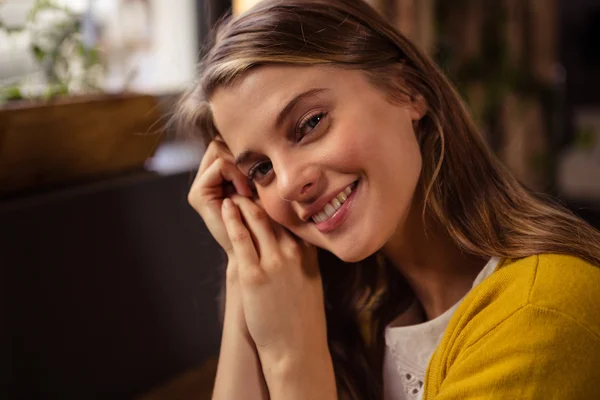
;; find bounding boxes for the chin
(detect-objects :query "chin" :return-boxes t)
[327,242,379,264]
[336,253,371,263]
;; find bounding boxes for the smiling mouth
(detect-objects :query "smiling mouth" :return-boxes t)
[311,181,358,224]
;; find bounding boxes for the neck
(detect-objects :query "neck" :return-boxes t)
[382,194,487,321]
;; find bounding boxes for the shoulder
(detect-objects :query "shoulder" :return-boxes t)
[447,253,600,343]
[500,253,600,336]
[424,254,600,399]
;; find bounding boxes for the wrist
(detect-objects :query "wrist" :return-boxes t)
[222,259,249,337]
[261,349,337,400]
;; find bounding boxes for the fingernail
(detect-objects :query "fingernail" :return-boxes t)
[222,198,232,209]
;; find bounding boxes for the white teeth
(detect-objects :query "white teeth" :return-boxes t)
[324,204,336,217]
[314,211,328,223]
[311,183,356,224]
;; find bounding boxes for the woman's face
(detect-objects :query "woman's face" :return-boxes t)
[211,65,423,262]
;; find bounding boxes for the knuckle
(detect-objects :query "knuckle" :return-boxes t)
[207,140,225,156]
[213,157,226,170]
[214,140,232,153]
[225,265,239,284]
[283,240,301,257]
[187,198,204,216]
[249,206,268,222]
[187,191,199,208]
[264,254,284,270]
[240,268,266,286]
[207,140,220,151]
[230,229,249,244]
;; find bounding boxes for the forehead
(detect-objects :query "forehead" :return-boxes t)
[209,65,359,151]
[211,64,342,119]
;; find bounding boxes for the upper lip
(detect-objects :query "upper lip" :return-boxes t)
[300,182,355,222]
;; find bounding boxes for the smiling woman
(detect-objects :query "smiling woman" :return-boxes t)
[210,65,423,261]
[174,0,600,399]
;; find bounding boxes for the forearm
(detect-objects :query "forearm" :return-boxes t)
[212,323,269,400]
[261,350,337,400]
[212,266,269,400]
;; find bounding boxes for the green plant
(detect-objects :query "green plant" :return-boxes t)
[0,0,105,103]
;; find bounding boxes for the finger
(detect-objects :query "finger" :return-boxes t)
[195,142,252,197]
[213,135,227,145]
[247,195,281,234]
[198,140,233,175]
[231,196,279,258]
[222,198,260,268]
[283,235,319,278]
[204,142,251,197]
[259,219,302,265]
[192,158,251,207]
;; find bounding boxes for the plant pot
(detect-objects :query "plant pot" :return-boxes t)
[0,93,163,196]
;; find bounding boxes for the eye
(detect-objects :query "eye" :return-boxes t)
[248,160,273,182]
[296,111,326,141]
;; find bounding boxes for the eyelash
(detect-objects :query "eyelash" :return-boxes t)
[248,161,273,182]
[296,111,327,141]
[248,111,328,182]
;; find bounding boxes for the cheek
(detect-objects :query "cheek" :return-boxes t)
[257,191,296,227]
[317,124,367,170]
[337,111,423,207]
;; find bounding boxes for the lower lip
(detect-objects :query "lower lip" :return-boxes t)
[313,181,359,233]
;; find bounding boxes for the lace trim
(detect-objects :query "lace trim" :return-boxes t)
[383,257,500,400]
[400,370,424,398]
[386,344,425,399]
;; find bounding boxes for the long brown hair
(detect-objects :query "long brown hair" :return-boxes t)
[174,0,600,398]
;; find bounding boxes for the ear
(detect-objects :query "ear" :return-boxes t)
[408,94,427,122]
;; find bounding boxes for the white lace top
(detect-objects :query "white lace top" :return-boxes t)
[383,257,500,400]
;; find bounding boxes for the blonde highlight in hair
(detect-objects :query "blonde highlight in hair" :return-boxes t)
[174,0,600,398]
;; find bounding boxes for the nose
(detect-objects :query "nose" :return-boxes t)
[275,157,322,202]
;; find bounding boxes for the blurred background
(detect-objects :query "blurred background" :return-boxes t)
[1,0,599,398]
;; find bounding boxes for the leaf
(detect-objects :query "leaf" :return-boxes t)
[43,83,69,100]
[28,0,70,22]
[1,86,25,102]
[31,44,46,62]
[85,48,100,68]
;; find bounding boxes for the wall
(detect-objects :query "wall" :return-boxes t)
[1,171,222,399]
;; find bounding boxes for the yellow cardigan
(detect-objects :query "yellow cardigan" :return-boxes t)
[423,253,600,399]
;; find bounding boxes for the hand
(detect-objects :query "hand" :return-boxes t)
[213,261,270,400]
[188,139,252,256]
[221,196,329,367]
[188,139,253,334]
[188,141,271,400]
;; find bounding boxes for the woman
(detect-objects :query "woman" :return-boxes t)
[175,0,600,398]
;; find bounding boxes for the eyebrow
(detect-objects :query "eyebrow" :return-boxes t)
[234,87,329,167]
